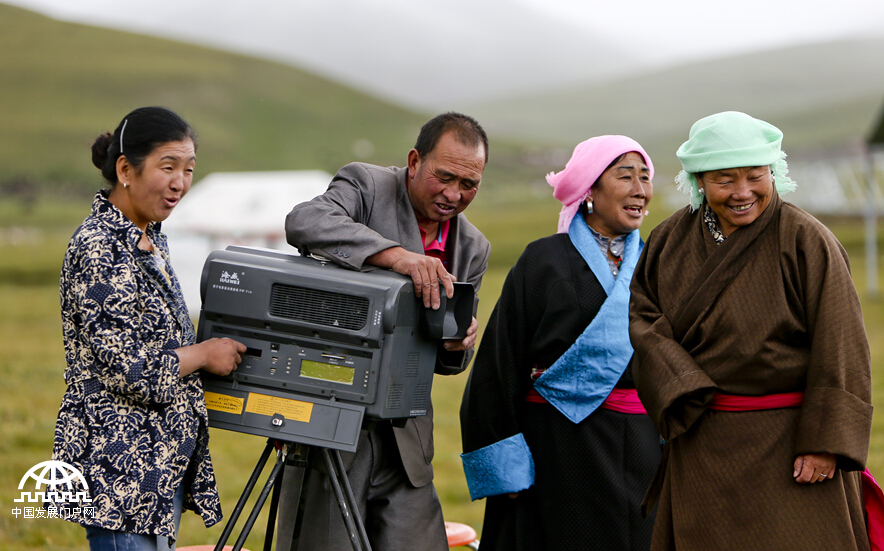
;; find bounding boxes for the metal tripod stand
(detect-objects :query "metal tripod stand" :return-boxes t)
[212,438,372,551]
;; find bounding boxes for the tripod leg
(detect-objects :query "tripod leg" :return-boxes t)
[214,440,275,551]
[321,448,370,551]
[332,449,371,550]
[264,453,284,551]
[277,444,310,551]
[232,444,289,551]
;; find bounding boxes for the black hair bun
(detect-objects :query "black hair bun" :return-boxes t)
[91,132,114,171]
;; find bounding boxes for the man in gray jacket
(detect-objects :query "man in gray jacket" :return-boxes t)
[278,112,490,551]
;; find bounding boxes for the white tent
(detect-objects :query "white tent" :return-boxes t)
[162,170,333,316]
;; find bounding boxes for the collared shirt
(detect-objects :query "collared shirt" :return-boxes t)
[419,219,450,267]
[587,224,627,277]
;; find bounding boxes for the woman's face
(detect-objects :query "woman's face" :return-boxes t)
[116,139,195,230]
[584,151,653,238]
[698,165,773,236]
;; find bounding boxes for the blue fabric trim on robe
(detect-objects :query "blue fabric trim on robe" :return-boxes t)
[534,216,642,423]
[460,433,535,501]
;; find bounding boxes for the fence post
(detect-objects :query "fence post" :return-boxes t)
[865,148,879,299]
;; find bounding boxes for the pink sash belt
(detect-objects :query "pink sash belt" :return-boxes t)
[526,387,647,415]
[601,388,648,414]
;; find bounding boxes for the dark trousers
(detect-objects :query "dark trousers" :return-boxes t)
[275,421,448,551]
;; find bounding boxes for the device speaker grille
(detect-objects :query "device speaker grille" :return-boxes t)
[269,284,369,330]
[396,290,417,327]
[413,384,429,409]
[386,384,403,411]
[405,353,420,377]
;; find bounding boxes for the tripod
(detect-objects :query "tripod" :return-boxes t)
[212,438,372,551]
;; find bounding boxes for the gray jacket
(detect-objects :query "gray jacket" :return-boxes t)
[285,162,490,486]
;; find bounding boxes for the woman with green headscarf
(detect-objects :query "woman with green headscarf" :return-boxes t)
[629,111,874,550]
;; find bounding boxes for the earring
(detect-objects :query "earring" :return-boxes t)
[585,200,593,214]
[698,188,705,195]
[122,182,128,188]
[644,210,650,216]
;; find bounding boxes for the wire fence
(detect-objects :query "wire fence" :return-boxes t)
[788,151,884,216]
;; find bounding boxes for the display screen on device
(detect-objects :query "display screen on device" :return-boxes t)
[300,359,355,385]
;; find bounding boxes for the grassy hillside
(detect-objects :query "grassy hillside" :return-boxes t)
[0,1,554,220]
[0,3,433,191]
[467,37,884,174]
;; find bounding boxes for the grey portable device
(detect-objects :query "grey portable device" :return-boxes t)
[196,246,474,452]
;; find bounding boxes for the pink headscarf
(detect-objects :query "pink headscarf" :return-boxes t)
[547,135,654,234]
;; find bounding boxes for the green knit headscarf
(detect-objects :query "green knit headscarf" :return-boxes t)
[675,111,797,211]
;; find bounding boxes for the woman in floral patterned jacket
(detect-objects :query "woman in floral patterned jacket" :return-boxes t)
[52,107,246,551]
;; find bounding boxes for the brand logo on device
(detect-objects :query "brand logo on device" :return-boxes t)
[220,271,241,285]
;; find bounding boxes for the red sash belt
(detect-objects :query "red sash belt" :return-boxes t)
[526,387,647,415]
[525,387,546,404]
[707,391,804,411]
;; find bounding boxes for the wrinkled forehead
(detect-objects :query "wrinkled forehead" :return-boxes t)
[427,138,485,177]
[703,165,770,177]
[737,165,769,172]
[150,139,196,159]
[612,151,651,170]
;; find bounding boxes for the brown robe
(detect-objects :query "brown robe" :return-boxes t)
[629,193,873,550]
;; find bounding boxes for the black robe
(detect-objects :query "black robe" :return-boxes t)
[461,233,661,551]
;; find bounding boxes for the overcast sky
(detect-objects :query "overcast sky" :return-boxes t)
[8,0,884,109]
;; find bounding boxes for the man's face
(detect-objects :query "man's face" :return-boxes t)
[406,131,485,226]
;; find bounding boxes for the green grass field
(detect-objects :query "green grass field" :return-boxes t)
[1,191,882,550]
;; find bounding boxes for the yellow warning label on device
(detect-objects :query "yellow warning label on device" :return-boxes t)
[204,391,245,414]
[245,393,313,423]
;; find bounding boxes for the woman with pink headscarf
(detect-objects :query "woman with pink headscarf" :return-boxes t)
[460,136,659,550]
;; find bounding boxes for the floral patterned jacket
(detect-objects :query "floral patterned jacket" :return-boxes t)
[52,190,222,539]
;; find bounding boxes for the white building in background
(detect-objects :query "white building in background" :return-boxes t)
[162,170,333,316]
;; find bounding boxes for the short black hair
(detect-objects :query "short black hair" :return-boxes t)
[91,106,197,186]
[414,112,488,164]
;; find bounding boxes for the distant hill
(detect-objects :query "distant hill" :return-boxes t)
[4,2,883,201]
[2,0,642,111]
[466,37,884,174]
[0,3,432,191]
